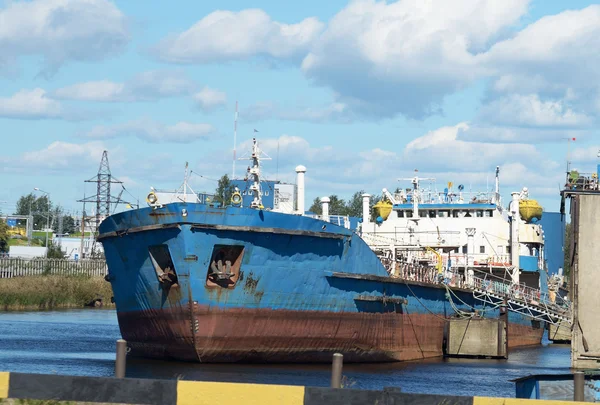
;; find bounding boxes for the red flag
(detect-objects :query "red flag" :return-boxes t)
[573,137,576,141]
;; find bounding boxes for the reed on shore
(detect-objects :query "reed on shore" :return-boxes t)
[0,275,114,311]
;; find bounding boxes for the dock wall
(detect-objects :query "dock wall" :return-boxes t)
[572,194,600,368]
[445,318,507,358]
[0,372,589,405]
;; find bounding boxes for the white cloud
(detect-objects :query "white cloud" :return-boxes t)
[241,101,350,123]
[21,141,108,169]
[571,145,600,164]
[53,80,125,102]
[477,94,592,128]
[403,123,548,172]
[456,125,588,144]
[481,5,600,112]
[153,9,324,64]
[193,87,227,111]
[53,70,196,102]
[83,118,216,143]
[301,0,528,118]
[0,88,63,119]
[0,0,129,75]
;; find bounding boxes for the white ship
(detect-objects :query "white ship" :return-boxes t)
[359,167,546,291]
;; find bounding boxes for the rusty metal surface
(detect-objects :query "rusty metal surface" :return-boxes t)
[507,322,544,348]
[119,305,543,363]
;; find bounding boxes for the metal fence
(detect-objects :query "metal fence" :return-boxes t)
[0,258,107,278]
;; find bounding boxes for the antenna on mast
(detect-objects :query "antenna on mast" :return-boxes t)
[233,101,238,179]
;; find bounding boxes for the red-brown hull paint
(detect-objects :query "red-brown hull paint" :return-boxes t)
[118,305,544,363]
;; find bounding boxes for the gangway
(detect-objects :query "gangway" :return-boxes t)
[471,274,571,325]
[361,233,573,325]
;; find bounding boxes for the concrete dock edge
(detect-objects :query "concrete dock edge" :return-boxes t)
[0,372,591,405]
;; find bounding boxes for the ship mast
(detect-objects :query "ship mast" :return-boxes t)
[399,170,435,219]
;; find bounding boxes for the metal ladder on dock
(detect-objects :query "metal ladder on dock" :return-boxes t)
[471,275,572,325]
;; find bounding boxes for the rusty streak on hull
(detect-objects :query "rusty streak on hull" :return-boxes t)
[118,305,543,363]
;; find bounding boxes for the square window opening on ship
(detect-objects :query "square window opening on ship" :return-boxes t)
[206,245,245,289]
[148,245,179,287]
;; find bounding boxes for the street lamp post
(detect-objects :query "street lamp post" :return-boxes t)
[33,188,50,257]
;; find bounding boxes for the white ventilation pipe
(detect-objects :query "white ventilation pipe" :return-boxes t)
[295,165,306,216]
[321,196,330,223]
[466,228,476,262]
[510,192,520,284]
[362,193,371,223]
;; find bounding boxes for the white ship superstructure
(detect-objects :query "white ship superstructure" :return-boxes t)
[360,167,545,290]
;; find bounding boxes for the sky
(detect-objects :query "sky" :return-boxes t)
[0,0,599,217]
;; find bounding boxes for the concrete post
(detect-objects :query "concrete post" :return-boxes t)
[362,193,371,224]
[115,339,127,378]
[574,371,584,401]
[510,192,520,285]
[331,353,343,388]
[321,197,330,223]
[295,165,306,216]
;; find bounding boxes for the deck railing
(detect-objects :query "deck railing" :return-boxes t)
[0,258,107,278]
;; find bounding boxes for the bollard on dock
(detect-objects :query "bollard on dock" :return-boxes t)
[331,353,343,388]
[574,371,584,402]
[115,339,127,378]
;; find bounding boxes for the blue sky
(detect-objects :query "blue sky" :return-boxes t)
[0,0,599,217]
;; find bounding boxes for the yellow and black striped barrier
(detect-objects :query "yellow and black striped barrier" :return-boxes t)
[0,372,588,404]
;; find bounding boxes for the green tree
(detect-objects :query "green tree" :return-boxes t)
[308,197,321,214]
[46,243,65,259]
[0,215,9,253]
[63,215,76,234]
[307,195,347,215]
[15,193,52,230]
[345,191,364,218]
[214,175,235,206]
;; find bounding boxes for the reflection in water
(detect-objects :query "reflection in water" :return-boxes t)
[0,309,571,398]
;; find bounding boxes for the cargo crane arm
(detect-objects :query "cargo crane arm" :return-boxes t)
[425,246,443,274]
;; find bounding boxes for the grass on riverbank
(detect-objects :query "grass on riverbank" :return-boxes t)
[0,275,114,311]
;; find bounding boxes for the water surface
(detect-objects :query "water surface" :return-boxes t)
[0,309,571,397]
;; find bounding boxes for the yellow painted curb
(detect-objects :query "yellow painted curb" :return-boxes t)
[474,397,588,405]
[177,381,304,405]
[0,372,9,399]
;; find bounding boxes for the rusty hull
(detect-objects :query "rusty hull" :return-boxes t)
[119,305,543,363]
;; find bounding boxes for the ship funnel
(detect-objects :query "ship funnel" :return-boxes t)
[321,196,330,223]
[295,165,306,215]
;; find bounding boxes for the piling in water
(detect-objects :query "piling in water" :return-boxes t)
[115,339,127,378]
[574,371,584,401]
[331,353,343,388]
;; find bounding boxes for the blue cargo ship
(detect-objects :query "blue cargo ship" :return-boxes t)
[98,139,552,363]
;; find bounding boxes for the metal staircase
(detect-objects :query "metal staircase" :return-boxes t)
[470,275,572,325]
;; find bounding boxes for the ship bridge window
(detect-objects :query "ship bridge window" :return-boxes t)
[419,210,427,218]
[476,210,484,218]
[480,246,486,254]
[464,211,472,217]
[462,245,468,254]
[506,246,511,254]
[429,210,436,218]
[397,211,404,218]
[206,245,245,289]
[439,210,449,218]
[406,211,413,218]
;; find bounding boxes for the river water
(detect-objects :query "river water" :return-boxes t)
[0,309,571,398]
